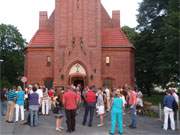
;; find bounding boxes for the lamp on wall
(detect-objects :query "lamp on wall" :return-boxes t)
[106,56,110,65]
[47,56,51,66]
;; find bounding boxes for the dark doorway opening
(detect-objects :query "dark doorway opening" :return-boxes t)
[71,77,84,88]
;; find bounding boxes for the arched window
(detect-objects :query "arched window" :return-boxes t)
[69,63,86,75]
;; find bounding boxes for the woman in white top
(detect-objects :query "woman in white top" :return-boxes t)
[96,88,105,127]
[42,87,49,115]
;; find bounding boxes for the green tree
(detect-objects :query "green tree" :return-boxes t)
[0,24,26,88]
[121,26,138,44]
[135,0,179,95]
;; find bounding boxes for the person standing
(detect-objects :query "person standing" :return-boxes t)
[109,89,123,135]
[5,86,16,123]
[96,88,105,127]
[48,88,54,111]
[82,86,97,127]
[105,87,111,112]
[163,90,176,130]
[42,87,49,115]
[63,86,78,133]
[1,87,7,116]
[29,86,39,127]
[35,84,43,114]
[15,86,25,122]
[128,87,137,129]
[54,89,64,132]
[171,88,179,107]
[75,88,81,115]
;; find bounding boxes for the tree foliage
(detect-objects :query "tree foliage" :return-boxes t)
[134,0,180,95]
[122,26,138,44]
[0,24,26,87]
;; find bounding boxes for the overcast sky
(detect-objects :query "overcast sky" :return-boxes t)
[0,0,142,42]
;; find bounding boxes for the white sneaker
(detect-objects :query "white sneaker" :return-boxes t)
[56,128,62,132]
[163,128,167,131]
[97,124,104,127]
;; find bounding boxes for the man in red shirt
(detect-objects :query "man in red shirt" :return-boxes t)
[82,86,97,127]
[63,86,78,133]
[128,87,137,128]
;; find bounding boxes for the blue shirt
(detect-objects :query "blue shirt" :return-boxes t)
[7,90,16,101]
[29,92,39,106]
[16,91,25,105]
[111,97,123,113]
[163,95,175,109]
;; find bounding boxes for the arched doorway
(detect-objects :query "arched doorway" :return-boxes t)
[68,63,87,87]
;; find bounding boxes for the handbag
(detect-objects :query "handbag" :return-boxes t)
[52,106,59,114]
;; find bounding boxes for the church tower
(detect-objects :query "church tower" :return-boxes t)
[54,0,102,87]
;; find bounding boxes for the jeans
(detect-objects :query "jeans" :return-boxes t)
[15,104,24,121]
[65,109,76,132]
[82,102,95,126]
[130,105,137,128]
[30,109,38,127]
[1,101,7,116]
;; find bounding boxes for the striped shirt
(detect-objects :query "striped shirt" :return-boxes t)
[7,90,16,101]
[42,91,49,100]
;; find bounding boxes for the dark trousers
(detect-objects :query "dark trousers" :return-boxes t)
[82,102,95,126]
[65,109,76,132]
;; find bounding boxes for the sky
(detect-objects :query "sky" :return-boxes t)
[0,0,142,42]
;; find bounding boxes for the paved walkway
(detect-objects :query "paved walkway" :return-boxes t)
[0,107,179,135]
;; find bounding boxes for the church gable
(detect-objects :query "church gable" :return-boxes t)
[102,28,132,47]
[28,11,55,47]
[101,4,133,48]
[28,29,54,47]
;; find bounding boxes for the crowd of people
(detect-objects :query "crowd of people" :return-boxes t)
[0,83,179,135]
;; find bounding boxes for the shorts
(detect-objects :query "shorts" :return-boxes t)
[54,109,64,118]
[97,105,105,115]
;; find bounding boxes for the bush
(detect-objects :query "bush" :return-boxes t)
[143,94,164,105]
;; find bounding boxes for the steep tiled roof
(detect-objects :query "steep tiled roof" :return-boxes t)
[28,29,54,47]
[102,28,133,47]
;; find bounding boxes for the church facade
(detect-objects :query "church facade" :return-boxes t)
[24,0,135,89]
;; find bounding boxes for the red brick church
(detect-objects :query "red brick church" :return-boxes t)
[24,0,135,89]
